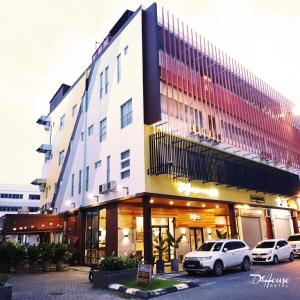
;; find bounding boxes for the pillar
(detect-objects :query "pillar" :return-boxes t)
[105,202,118,256]
[228,203,238,238]
[143,196,152,264]
[292,211,299,234]
[265,216,274,239]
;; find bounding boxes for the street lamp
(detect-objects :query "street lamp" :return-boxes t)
[117,184,129,196]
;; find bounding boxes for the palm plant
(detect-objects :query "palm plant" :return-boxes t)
[153,235,168,261]
[167,233,183,259]
[216,229,227,239]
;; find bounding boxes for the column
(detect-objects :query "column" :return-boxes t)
[105,202,118,256]
[292,211,299,234]
[228,203,238,238]
[265,216,274,239]
[143,196,152,264]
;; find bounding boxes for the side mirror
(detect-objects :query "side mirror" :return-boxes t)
[223,248,228,252]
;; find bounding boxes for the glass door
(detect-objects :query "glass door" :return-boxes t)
[190,228,204,251]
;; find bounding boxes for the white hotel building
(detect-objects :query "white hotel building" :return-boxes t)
[24,3,300,264]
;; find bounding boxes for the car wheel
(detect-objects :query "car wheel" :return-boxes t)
[273,255,279,265]
[187,270,197,276]
[213,260,223,276]
[241,257,251,271]
[289,252,295,262]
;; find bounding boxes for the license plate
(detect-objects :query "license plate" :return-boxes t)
[187,264,195,267]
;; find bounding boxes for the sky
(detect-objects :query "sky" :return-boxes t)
[0,0,300,185]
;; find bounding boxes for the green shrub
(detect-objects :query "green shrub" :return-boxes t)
[0,273,9,286]
[14,244,26,264]
[99,256,140,271]
[27,245,40,262]
[0,241,24,265]
[52,243,67,262]
[40,243,54,262]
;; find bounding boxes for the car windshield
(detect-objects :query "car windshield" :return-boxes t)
[256,241,275,248]
[197,242,223,251]
[288,235,300,241]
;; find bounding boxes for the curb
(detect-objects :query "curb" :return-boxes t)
[108,282,198,299]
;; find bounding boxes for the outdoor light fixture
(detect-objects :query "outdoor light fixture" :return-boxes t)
[150,199,154,204]
[186,202,191,206]
[215,205,219,208]
[169,201,174,205]
[65,200,76,209]
[49,207,58,213]
[123,229,129,238]
[13,228,16,231]
[202,204,206,208]
[88,193,99,202]
[117,184,129,195]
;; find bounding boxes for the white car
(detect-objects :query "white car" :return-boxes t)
[288,234,300,256]
[182,239,251,276]
[252,239,294,264]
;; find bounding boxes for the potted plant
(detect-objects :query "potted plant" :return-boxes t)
[13,244,26,274]
[27,245,40,273]
[168,232,183,272]
[153,236,168,274]
[0,273,11,300]
[41,243,53,272]
[0,241,19,273]
[216,229,227,239]
[92,256,139,288]
[52,243,67,271]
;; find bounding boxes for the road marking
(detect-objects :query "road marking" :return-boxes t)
[227,277,240,280]
[200,282,216,287]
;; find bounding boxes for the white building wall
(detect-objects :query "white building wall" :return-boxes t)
[47,10,146,212]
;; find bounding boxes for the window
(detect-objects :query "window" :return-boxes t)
[0,193,23,199]
[60,114,65,130]
[59,150,65,166]
[28,194,40,200]
[72,104,77,116]
[120,149,130,179]
[106,155,110,183]
[81,132,84,141]
[71,174,75,196]
[121,159,130,169]
[78,170,82,194]
[105,66,109,94]
[121,149,130,160]
[99,118,107,142]
[117,54,121,83]
[100,72,103,98]
[121,99,132,128]
[124,45,129,55]
[95,160,101,169]
[121,169,130,179]
[85,166,89,192]
[88,124,94,136]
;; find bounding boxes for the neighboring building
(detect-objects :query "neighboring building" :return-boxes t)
[29,3,300,264]
[0,184,41,244]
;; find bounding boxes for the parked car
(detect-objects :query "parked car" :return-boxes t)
[252,239,294,264]
[182,239,251,276]
[288,234,300,256]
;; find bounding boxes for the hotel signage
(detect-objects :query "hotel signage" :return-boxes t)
[137,264,152,285]
[177,182,219,197]
[250,195,265,204]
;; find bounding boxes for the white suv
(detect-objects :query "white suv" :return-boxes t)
[182,240,251,276]
[288,234,300,256]
[252,239,294,264]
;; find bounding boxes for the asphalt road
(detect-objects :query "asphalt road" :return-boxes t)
[159,258,300,300]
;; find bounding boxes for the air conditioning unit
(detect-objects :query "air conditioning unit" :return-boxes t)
[99,183,107,194]
[291,211,297,218]
[107,181,116,191]
[265,208,272,217]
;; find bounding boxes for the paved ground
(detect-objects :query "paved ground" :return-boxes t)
[159,258,300,300]
[7,259,300,300]
[8,269,123,300]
